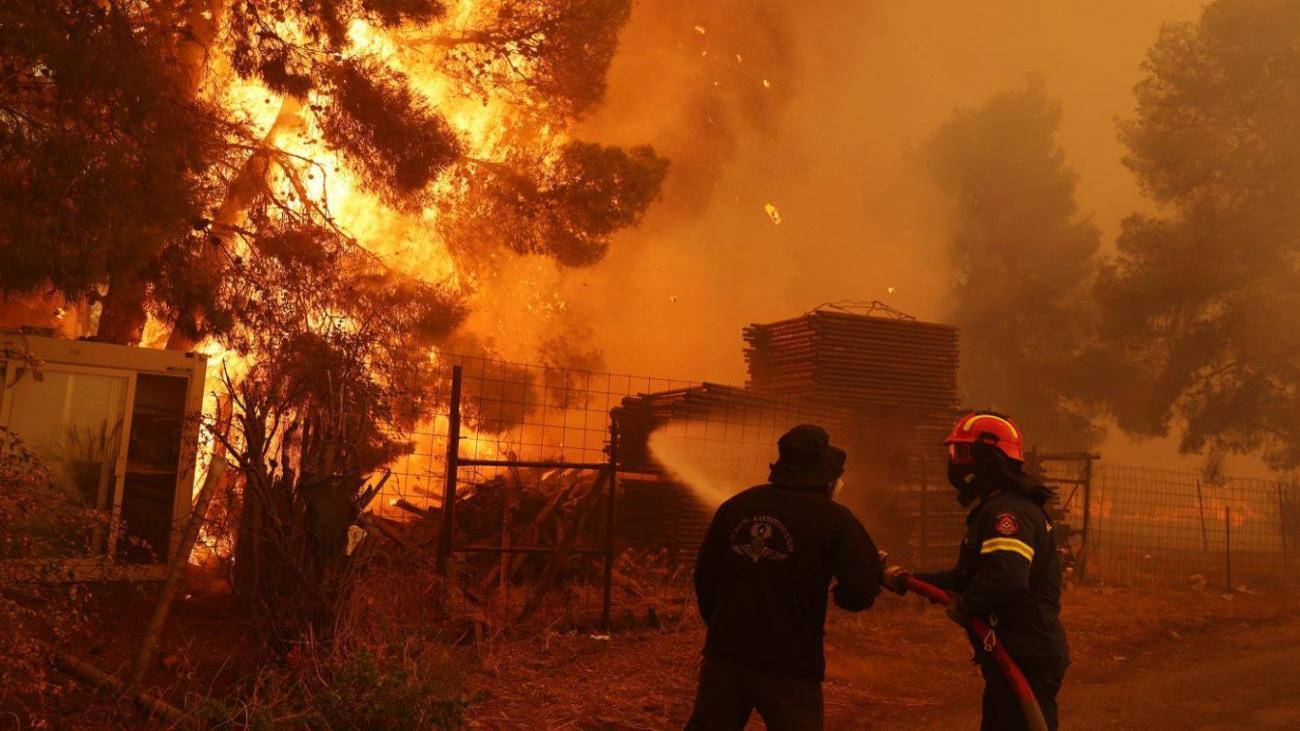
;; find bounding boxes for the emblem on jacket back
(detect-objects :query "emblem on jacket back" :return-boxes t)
[730,515,794,562]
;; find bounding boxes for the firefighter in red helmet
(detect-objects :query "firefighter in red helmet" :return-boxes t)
[883,411,1069,731]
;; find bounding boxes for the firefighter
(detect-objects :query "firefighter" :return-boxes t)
[883,411,1069,731]
[686,424,883,731]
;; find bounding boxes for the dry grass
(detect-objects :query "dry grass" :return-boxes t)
[461,584,1300,729]
[16,542,1297,730]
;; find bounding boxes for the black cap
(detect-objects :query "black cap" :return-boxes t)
[768,424,847,488]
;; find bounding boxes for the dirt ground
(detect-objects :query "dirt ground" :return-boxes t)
[10,582,1300,729]
[464,585,1300,730]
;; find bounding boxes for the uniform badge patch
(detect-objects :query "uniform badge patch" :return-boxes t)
[994,513,1020,536]
[729,515,794,562]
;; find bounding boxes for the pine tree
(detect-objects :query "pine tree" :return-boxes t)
[1098,0,1300,468]
[0,0,664,349]
[926,80,1102,448]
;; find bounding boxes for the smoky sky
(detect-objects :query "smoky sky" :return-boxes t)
[571,0,1204,383]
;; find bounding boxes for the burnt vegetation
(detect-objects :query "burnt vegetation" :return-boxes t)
[0,1,665,722]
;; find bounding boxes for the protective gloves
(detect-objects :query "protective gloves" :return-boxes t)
[882,565,911,595]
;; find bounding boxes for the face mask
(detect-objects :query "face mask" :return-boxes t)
[948,461,980,506]
[947,460,973,489]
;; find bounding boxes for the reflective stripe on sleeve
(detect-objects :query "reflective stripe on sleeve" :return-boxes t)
[979,537,1034,562]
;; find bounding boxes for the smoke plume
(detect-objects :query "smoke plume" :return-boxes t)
[569,0,1204,386]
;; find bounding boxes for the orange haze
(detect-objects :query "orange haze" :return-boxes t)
[570,0,1270,475]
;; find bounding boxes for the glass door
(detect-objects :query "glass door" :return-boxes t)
[1,365,133,557]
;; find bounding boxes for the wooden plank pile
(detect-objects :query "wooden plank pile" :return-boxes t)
[744,307,962,475]
[743,308,959,411]
[740,307,967,566]
[609,306,970,568]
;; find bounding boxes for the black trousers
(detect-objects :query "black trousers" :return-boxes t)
[979,656,1068,731]
[685,655,824,731]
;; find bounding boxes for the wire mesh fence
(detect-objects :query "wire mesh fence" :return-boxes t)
[372,355,702,627]
[372,353,1300,620]
[1026,452,1096,582]
[1087,465,1300,588]
[371,353,961,626]
[379,355,696,514]
[381,354,942,541]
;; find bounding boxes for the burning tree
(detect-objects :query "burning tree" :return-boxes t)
[925,80,1103,447]
[0,0,665,638]
[1098,0,1300,469]
[0,0,665,348]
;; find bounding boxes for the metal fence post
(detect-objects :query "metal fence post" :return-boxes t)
[436,365,463,576]
[919,456,929,570]
[500,467,514,606]
[1196,479,1209,554]
[1278,482,1289,563]
[1225,504,1233,592]
[1078,458,1093,582]
[600,419,619,632]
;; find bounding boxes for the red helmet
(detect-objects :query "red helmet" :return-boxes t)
[945,411,1025,464]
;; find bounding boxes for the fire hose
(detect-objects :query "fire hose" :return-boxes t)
[904,576,1049,731]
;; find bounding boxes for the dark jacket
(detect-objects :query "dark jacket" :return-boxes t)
[693,483,883,681]
[916,474,1069,662]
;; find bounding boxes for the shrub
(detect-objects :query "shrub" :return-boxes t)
[195,640,477,730]
[0,426,98,719]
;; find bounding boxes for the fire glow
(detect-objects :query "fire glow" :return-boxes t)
[163,2,652,512]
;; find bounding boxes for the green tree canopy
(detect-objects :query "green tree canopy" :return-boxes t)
[1099,0,1300,468]
[926,80,1103,448]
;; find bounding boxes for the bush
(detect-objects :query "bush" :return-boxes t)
[196,640,477,730]
[313,649,473,730]
[0,426,98,719]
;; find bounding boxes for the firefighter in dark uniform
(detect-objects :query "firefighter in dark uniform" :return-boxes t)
[686,424,883,731]
[883,412,1069,731]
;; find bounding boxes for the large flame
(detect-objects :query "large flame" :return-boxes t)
[187,3,573,512]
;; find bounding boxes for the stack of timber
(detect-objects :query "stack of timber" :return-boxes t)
[609,307,970,566]
[743,309,958,409]
[617,476,711,562]
[743,309,961,467]
[744,307,965,567]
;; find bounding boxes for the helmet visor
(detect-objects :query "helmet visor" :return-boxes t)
[948,442,975,465]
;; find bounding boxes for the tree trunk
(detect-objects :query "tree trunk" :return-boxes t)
[159,0,292,351]
[231,473,263,614]
[165,95,303,351]
[175,0,221,98]
[95,266,149,345]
